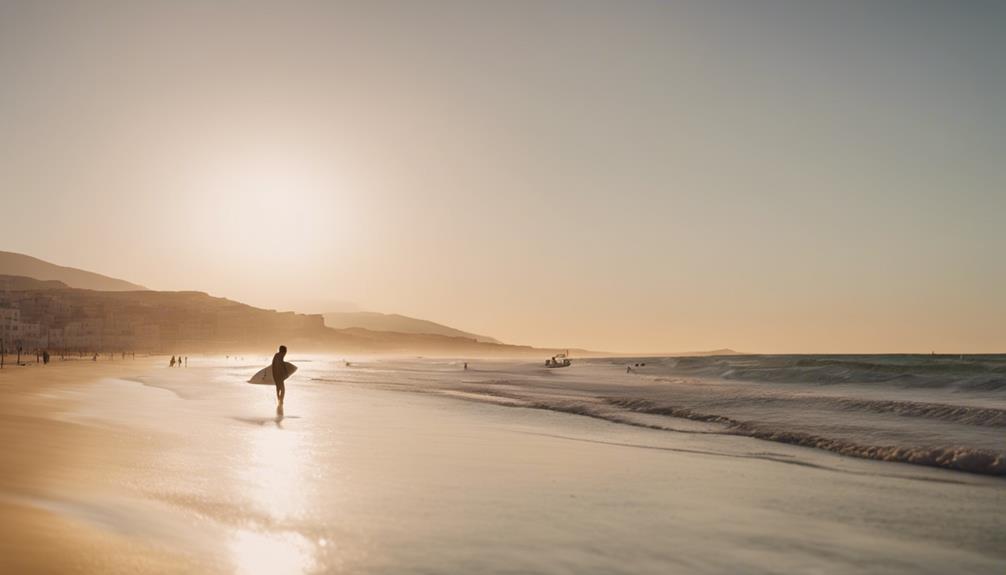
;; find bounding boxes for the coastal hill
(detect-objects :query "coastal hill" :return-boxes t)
[0,251,146,291]
[0,251,505,346]
[0,275,561,356]
[0,275,69,291]
[0,253,736,357]
[323,311,502,344]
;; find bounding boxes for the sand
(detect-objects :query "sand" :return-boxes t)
[0,359,204,573]
[0,356,1003,574]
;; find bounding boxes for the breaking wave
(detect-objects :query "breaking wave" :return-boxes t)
[603,398,1006,476]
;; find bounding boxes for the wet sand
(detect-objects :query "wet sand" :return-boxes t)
[0,357,1003,574]
[0,359,203,574]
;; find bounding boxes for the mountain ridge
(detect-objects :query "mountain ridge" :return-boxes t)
[0,252,740,357]
[0,251,146,291]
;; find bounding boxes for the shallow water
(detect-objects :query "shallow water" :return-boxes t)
[25,357,1006,573]
[314,355,1006,475]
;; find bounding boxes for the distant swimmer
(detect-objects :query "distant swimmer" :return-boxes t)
[272,345,290,404]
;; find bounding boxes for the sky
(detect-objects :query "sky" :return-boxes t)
[0,0,1003,353]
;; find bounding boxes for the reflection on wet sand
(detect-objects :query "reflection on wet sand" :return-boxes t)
[232,404,298,428]
[230,528,316,575]
[231,404,316,573]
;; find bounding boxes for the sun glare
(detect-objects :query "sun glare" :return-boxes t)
[228,419,318,574]
[239,422,309,520]
[190,153,356,265]
[230,528,317,575]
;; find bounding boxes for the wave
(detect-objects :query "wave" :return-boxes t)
[601,398,1006,476]
[810,397,1006,427]
[600,354,1006,391]
[319,357,1006,477]
[423,390,1006,476]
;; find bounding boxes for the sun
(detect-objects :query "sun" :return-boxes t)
[192,152,357,266]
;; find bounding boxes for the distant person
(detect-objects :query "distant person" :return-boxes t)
[184,356,188,367]
[271,345,290,404]
[170,355,176,367]
[464,362,468,371]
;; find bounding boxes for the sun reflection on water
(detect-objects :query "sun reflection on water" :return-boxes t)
[231,409,316,574]
[240,413,309,521]
[229,528,316,575]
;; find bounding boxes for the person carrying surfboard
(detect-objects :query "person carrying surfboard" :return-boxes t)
[271,345,290,404]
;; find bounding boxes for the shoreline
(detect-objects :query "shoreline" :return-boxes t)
[0,358,1003,574]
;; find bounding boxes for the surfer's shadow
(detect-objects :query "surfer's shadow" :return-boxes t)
[232,413,302,428]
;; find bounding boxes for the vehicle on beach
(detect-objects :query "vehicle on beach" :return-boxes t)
[545,351,571,368]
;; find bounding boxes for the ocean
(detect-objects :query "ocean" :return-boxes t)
[306,354,1006,476]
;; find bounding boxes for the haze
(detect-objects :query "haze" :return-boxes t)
[1,1,1003,353]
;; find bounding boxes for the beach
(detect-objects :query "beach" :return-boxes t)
[0,356,1003,574]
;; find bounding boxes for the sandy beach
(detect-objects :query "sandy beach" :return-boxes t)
[3,1,1002,572]
[0,356,1003,574]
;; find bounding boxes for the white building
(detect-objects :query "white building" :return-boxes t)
[0,308,21,348]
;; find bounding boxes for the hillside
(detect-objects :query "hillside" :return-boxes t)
[0,254,732,358]
[0,284,563,356]
[0,275,69,291]
[0,251,146,291]
[323,311,501,344]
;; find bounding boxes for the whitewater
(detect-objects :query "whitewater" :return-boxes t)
[311,354,1006,476]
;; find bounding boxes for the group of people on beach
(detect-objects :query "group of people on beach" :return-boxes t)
[169,355,187,368]
[1,348,138,368]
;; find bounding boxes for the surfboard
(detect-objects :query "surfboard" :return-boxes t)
[248,362,298,385]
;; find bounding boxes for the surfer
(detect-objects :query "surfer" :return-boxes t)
[271,345,289,404]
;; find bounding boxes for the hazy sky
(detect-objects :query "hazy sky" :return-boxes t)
[1,1,1003,353]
